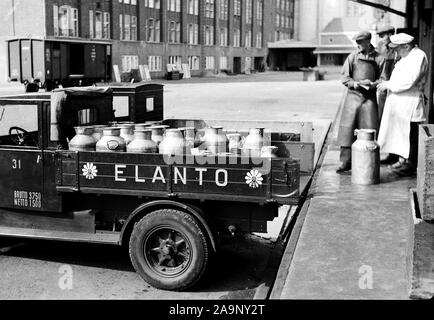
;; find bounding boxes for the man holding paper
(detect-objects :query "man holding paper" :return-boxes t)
[336,30,386,173]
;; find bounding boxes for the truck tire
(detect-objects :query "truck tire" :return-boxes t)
[129,209,209,291]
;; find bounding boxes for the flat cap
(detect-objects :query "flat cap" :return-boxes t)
[353,31,372,41]
[376,25,395,35]
[389,33,414,47]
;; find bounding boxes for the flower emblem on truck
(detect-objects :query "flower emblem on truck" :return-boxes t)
[82,163,98,180]
[245,170,263,188]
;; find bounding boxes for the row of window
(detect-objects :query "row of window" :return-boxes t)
[276,14,293,29]
[52,2,266,41]
[275,31,293,41]
[121,55,238,72]
[276,0,294,12]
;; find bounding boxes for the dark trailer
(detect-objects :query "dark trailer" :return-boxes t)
[7,38,111,90]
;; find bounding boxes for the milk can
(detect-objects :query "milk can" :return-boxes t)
[92,125,108,142]
[351,129,380,185]
[96,127,127,152]
[127,129,157,153]
[227,133,243,155]
[159,129,185,155]
[203,127,228,154]
[149,125,169,148]
[243,128,264,157]
[119,124,135,145]
[69,126,97,151]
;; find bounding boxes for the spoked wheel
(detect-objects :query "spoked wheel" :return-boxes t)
[129,209,209,291]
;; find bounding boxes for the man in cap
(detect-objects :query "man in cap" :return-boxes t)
[377,33,428,176]
[376,25,396,120]
[376,25,399,165]
[336,30,386,173]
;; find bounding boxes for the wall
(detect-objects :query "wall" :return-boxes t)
[0,0,46,83]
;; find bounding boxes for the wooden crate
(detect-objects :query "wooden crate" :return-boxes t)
[417,124,434,221]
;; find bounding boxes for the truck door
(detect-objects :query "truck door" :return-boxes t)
[0,102,44,211]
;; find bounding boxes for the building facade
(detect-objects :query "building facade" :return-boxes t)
[0,0,294,83]
[267,0,406,70]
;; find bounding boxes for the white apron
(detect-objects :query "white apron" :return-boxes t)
[378,48,427,159]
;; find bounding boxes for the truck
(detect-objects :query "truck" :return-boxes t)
[0,84,312,291]
[7,38,111,91]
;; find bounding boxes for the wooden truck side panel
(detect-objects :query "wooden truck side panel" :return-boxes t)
[56,152,300,205]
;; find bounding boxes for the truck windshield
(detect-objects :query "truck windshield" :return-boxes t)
[0,104,39,147]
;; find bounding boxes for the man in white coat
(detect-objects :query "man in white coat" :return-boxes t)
[377,33,428,176]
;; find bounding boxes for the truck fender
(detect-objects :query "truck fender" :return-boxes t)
[119,200,217,253]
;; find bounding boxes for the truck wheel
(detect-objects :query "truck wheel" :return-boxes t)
[129,209,209,291]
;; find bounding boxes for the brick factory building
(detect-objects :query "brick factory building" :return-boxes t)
[0,0,296,83]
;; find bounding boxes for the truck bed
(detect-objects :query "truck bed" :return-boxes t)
[56,151,300,205]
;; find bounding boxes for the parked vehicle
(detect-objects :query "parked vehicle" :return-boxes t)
[7,38,111,91]
[0,85,309,291]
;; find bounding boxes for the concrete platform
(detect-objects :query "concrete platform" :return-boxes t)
[272,144,416,300]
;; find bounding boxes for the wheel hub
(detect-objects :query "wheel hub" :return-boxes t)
[145,228,191,276]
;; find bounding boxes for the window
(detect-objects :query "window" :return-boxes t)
[205,56,215,70]
[276,14,280,28]
[146,18,160,42]
[246,0,252,24]
[167,0,181,12]
[220,56,228,70]
[187,23,199,45]
[54,5,78,37]
[168,56,182,70]
[145,0,161,8]
[220,27,228,46]
[188,0,199,15]
[188,56,200,70]
[148,56,162,71]
[233,29,240,47]
[119,14,123,39]
[204,25,214,45]
[346,1,365,17]
[256,32,262,48]
[234,0,241,17]
[275,30,280,41]
[0,104,38,147]
[205,0,215,18]
[168,21,181,43]
[103,12,110,39]
[245,30,252,47]
[131,15,137,40]
[95,11,103,39]
[256,0,263,26]
[120,14,136,40]
[121,55,139,72]
[71,8,78,37]
[124,15,131,40]
[89,10,94,38]
[220,0,228,20]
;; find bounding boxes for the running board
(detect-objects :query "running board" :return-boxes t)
[0,226,120,245]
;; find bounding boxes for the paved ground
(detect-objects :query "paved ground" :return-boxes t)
[272,143,415,300]
[0,72,343,299]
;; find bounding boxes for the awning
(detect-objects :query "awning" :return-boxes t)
[268,39,318,49]
[313,45,356,54]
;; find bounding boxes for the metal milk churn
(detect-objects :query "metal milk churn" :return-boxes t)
[69,126,97,151]
[351,129,380,185]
